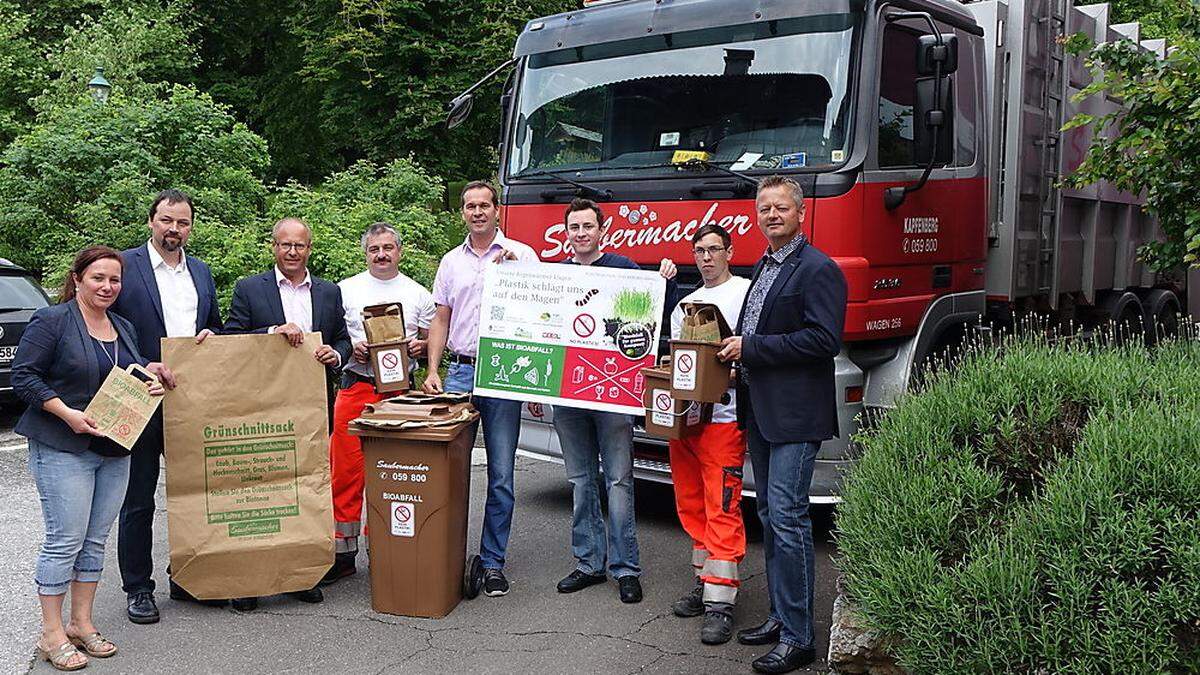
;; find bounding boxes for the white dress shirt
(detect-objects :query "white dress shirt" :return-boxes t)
[274,266,313,331]
[147,242,199,338]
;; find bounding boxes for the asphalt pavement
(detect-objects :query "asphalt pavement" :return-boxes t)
[0,408,838,674]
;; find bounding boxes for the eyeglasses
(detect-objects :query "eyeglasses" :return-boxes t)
[692,246,728,258]
[274,242,310,252]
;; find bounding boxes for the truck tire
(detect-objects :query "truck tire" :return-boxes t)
[1098,291,1144,346]
[1141,288,1181,345]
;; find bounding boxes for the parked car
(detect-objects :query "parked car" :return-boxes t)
[0,258,52,405]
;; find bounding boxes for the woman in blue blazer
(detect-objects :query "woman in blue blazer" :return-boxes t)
[11,246,175,671]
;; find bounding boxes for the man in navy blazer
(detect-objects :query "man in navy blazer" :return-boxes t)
[717,176,847,674]
[220,217,350,611]
[110,189,225,625]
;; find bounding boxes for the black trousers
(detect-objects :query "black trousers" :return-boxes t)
[118,412,163,596]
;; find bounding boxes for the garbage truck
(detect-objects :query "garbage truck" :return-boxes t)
[446,0,1180,501]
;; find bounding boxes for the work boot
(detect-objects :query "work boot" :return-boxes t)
[671,578,704,617]
[701,602,735,645]
[320,551,357,585]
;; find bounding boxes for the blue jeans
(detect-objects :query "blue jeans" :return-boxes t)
[446,362,522,570]
[745,416,819,650]
[28,439,131,596]
[552,406,640,578]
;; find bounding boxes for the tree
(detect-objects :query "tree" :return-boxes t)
[1063,9,1200,270]
[191,0,577,183]
[265,159,462,289]
[0,85,270,292]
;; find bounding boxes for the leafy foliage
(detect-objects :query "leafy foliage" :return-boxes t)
[838,336,1200,673]
[190,0,577,182]
[265,159,461,290]
[0,85,269,292]
[1062,9,1200,270]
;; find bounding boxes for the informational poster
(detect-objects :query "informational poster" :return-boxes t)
[475,262,666,415]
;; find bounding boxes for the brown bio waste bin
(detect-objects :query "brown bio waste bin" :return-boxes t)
[669,302,734,403]
[641,364,711,439]
[349,394,480,618]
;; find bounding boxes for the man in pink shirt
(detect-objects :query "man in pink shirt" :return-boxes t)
[423,181,537,597]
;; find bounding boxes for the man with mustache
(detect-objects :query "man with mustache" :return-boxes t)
[322,222,435,585]
[110,189,223,624]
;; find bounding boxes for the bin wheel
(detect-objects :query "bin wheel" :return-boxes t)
[464,554,483,599]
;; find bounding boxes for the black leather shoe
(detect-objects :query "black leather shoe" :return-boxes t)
[127,592,160,624]
[700,604,734,645]
[231,597,259,612]
[671,580,704,617]
[556,569,607,593]
[617,576,643,604]
[737,617,783,645]
[287,587,324,604]
[751,642,816,674]
[168,579,228,607]
[320,551,357,586]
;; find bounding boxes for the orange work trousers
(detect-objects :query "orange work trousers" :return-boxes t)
[668,421,747,605]
[330,380,388,553]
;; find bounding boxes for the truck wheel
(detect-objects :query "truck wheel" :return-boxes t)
[1098,291,1144,346]
[1141,289,1181,345]
[464,554,483,599]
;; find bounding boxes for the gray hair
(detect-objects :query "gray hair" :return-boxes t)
[271,217,312,241]
[756,175,805,209]
[361,222,402,251]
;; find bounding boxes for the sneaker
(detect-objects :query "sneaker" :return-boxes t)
[671,579,704,617]
[556,569,607,593]
[483,569,509,597]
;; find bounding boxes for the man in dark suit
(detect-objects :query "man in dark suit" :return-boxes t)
[110,189,224,625]
[717,175,847,674]
[222,216,350,610]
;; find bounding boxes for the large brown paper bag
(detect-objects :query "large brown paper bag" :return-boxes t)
[162,333,333,599]
[83,363,162,451]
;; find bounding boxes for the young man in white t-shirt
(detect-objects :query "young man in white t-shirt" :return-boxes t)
[322,222,436,584]
[667,223,751,645]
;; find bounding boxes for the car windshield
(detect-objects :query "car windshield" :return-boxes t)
[508,14,857,179]
[0,274,50,310]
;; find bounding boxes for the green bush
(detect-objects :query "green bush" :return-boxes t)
[837,337,1200,673]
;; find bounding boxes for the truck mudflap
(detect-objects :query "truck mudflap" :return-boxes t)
[514,351,864,503]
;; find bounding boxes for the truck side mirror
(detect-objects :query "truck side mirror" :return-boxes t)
[917,33,958,76]
[914,76,954,166]
[446,93,474,130]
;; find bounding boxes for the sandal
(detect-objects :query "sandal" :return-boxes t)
[36,641,87,671]
[69,632,117,658]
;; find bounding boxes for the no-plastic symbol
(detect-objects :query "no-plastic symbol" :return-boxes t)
[655,393,672,411]
[381,353,400,369]
[117,423,131,436]
[393,503,412,524]
[676,353,695,373]
[573,313,596,338]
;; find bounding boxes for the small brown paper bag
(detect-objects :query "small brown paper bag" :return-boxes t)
[162,333,333,600]
[679,302,732,343]
[83,363,162,451]
[363,303,407,345]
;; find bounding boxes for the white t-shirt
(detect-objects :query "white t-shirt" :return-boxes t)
[670,275,751,424]
[339,270,436,377]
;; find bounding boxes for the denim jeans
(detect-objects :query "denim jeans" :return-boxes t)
[552,406,640,579]
[28,439,131,596]
[745,416,819,650]
[446,362,522,570]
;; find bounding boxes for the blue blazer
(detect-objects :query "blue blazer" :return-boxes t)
[110,244,223,362]
[224,270,352,370]
[735,240,847,443]
[12,300,149,453]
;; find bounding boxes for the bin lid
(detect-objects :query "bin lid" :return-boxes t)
[350,392,479,437]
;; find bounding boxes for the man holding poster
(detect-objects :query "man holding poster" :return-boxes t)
[423,181,537,598]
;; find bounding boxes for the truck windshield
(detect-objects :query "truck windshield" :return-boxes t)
[508,14,856,180]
